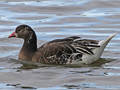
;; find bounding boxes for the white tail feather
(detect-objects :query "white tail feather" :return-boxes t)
[72,33,116,64]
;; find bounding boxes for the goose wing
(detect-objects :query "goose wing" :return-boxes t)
[37,36,100,64]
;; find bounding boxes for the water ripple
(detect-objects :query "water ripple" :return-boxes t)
[0,0,120,89]
[0,0,91,6]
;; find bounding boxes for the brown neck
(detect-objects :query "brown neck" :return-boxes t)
[19,35,37,60]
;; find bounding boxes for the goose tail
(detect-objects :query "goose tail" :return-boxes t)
[98,33,116,47]
[80,33,116,64]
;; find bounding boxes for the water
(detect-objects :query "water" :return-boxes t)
[0,0,120,90]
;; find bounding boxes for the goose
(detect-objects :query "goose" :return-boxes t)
[8,25,116,65]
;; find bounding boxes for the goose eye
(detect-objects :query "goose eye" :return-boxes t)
[18,29,21,31]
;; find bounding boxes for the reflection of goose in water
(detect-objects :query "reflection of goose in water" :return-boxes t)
[8,25,116,65]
